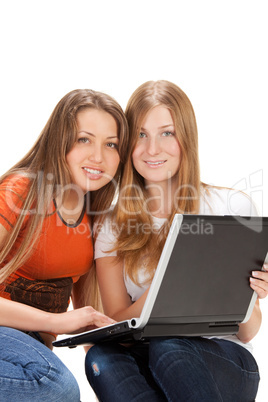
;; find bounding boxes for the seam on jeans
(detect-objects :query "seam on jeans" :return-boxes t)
[196,348,259,375]
[151,355,223,402]
[177,338,259,375]
[0,331,54,384]
[185,342,259,375]
[151,351,225,401]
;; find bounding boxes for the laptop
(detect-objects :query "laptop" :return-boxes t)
[53,214,268,348]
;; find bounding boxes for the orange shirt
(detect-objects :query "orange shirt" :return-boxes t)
[0,175,93,313]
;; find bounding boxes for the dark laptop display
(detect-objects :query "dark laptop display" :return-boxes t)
[53,214,268,348]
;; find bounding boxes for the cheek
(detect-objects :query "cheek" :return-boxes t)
[66,147,83,166]
[131,150,139,172]
[168,140,181,157]
[109,153,120,173]
[131,146,142,165]
[65,151,74,170]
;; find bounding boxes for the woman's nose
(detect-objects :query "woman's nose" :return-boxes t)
[147,137,161,155]
[89,143,103,163]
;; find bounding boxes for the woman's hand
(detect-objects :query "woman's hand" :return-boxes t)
[50,306,116,335]
[250,264,268,299]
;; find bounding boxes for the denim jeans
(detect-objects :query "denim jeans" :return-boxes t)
[0,326,80,402]
[85,337,260,402]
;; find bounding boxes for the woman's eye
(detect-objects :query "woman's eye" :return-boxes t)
[106,142,118,149]
[139,132,146,138]
[78,137,89,144]
[162,131,174,137]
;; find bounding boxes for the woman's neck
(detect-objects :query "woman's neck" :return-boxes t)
[145,179,176,219]
[55,189,86,224]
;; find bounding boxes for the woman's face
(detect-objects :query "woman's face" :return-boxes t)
[66,108,120,193]
[132,106,181,186]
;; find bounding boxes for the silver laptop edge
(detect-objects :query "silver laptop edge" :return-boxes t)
[130,214,183,329]
[243,250,268,323]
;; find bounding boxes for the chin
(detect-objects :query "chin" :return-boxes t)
[88,181,111,192]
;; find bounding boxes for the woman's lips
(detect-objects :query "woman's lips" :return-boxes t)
[82,166,103,179]
[145,160,166,167]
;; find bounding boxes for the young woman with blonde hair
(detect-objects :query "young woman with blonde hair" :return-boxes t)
[85,81,268,401]
[0,88,128,401]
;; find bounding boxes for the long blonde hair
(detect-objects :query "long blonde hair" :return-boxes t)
[0,89,129,286]
[112,80,202,285]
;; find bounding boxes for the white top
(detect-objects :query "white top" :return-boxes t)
[94,186,258,353]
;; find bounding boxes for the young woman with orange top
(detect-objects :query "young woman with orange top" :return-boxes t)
[0,88,128,401]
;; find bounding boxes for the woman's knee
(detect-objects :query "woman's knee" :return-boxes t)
[85,344,117,380]
[0,352,80,401]
[85,343,138,386]
[0,327,80,401]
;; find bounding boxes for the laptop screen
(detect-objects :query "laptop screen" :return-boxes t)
[148,215,268,325]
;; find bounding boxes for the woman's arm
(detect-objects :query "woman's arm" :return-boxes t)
[0,296,114,334]
[96,256,149,321]
[237,299,261,343]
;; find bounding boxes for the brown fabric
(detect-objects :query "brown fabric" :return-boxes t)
[4,276,73,313]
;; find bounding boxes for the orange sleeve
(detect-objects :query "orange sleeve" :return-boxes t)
[0,175,30,230]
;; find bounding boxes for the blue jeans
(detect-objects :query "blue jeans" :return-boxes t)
[85,337,260,402]
[0,327,80,402]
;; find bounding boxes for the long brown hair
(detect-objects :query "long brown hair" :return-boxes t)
[0,89,129,285]
[112,80,202,285]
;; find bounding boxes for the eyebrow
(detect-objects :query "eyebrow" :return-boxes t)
[78,130,118,139]
[140,124,174,131]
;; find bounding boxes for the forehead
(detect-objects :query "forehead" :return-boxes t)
[76,108,118,135]
[141,106,174,129]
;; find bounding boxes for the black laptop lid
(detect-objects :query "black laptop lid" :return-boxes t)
[53,214,268,347]
[148,215,268,326]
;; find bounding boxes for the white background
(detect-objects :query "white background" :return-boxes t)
[0,1,267,401]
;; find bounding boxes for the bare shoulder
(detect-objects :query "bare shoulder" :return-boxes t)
[201,184,258,216]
